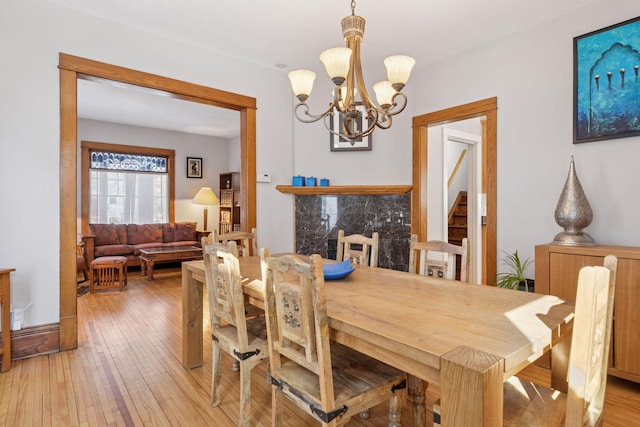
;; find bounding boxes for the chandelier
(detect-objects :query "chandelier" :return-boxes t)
[288,0,415,142]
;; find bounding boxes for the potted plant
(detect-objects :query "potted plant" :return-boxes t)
[496,250,534,292]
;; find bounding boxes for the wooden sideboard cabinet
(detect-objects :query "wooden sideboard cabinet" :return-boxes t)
[535,243,640,383]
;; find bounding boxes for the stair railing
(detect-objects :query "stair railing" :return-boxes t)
[447,149,467,189]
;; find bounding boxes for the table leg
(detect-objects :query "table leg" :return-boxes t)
[440,346,503,427]
[407,375,426,427]
[550,327,572,394]
[182,263,204,369]
[146,261,155,280]
[141,259,147,277]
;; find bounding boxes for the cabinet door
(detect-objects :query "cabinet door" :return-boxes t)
[615,259,640,376]
[549,253,602,299]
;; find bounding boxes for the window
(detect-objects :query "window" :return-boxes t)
[81,142,175,228]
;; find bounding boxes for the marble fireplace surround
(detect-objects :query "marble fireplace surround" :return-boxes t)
[277,185,412,271]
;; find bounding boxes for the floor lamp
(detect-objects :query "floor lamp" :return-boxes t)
[191,187,219,231]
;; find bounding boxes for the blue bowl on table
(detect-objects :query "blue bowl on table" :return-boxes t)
[323,260,355,280]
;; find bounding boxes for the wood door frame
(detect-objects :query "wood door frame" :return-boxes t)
[59,53,257,350]
[411,97,497,285]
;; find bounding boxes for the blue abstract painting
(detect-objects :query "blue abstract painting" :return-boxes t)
[574,17,640,143]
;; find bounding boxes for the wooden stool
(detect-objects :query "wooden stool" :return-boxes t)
[89,256,128,293]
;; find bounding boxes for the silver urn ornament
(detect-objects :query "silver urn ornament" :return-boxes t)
[552,156,596,246]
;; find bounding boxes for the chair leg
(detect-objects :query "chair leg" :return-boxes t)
[272,385,283,427]
[89,266,95,293]
[239,362,252,427]
[211,343,222,406]
[82,263,89,282]
[388,389,405,427]
[118,265,124,292]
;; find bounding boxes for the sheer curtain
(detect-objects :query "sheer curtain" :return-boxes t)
[90,170,168,224]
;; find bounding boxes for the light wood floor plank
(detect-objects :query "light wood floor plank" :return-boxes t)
[1,265,638,426]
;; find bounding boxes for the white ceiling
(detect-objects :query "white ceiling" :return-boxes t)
[54,0,598,138]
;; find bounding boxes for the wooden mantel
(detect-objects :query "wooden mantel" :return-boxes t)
[275,185,412,196]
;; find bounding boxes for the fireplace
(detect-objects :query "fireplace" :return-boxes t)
[291,192,412,271]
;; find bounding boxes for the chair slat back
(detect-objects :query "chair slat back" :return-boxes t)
[218,227,257,257]
[336,230,379,267]
[203,240,251,350]
[565,255,617,427]
[263,252,332,384]
[408,235,469,282]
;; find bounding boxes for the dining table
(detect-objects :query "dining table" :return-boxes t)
[181,256,575,427]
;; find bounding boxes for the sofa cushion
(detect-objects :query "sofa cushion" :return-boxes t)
[127,224,163,245]
[173,222,197,242]
[164,240,200,248]
[94,244,134,258]
[90,224,122,246]
[114,224,128,244]
[132,242,165,256]
[162,223,176,242]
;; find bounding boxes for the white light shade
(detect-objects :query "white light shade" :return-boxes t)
[191,187,219,206]
[333,86,358,109]
[384,55,416,86]
[288,69,316,97]
[320,47,352,80]
[373,81,396,107]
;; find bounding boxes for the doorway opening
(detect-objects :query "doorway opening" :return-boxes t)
[59,53,257,351]
[442,126,482,283]
[411,98,497,285]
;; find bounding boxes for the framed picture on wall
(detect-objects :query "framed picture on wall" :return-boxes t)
[574,16,640,143]
[187,157,202,178]
[329,104,373,151]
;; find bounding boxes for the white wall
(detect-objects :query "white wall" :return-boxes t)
[0,0,294,327]
[77,118,231,231]
[410,0,640,275]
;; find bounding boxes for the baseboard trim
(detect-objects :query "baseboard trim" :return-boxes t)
[9,323,60,360]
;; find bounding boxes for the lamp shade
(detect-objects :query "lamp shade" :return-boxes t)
[191,187,219,206]
[333,86,357,110]
[384,55,416,86]
[288,69,316,98]
[373,81,395,108]
[320,47,352,81]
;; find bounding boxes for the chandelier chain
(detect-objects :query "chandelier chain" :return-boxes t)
[351,0,356,15]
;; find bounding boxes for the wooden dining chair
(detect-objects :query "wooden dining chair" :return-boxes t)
[218,227,258,257]
[336,229,379,267]
[202,240,269,427]
[433,255,617,427]
[261,248,407,427]
[408,234,469,282]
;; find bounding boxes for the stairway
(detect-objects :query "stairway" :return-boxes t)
[448,192,468,247]
[448,191,467,280]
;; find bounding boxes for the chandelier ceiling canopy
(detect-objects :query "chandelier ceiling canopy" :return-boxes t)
[288,0,415,142]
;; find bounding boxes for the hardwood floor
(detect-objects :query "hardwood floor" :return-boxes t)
[0,266,639,426]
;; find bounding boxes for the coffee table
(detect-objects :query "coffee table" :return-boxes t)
[139,246,203,280]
